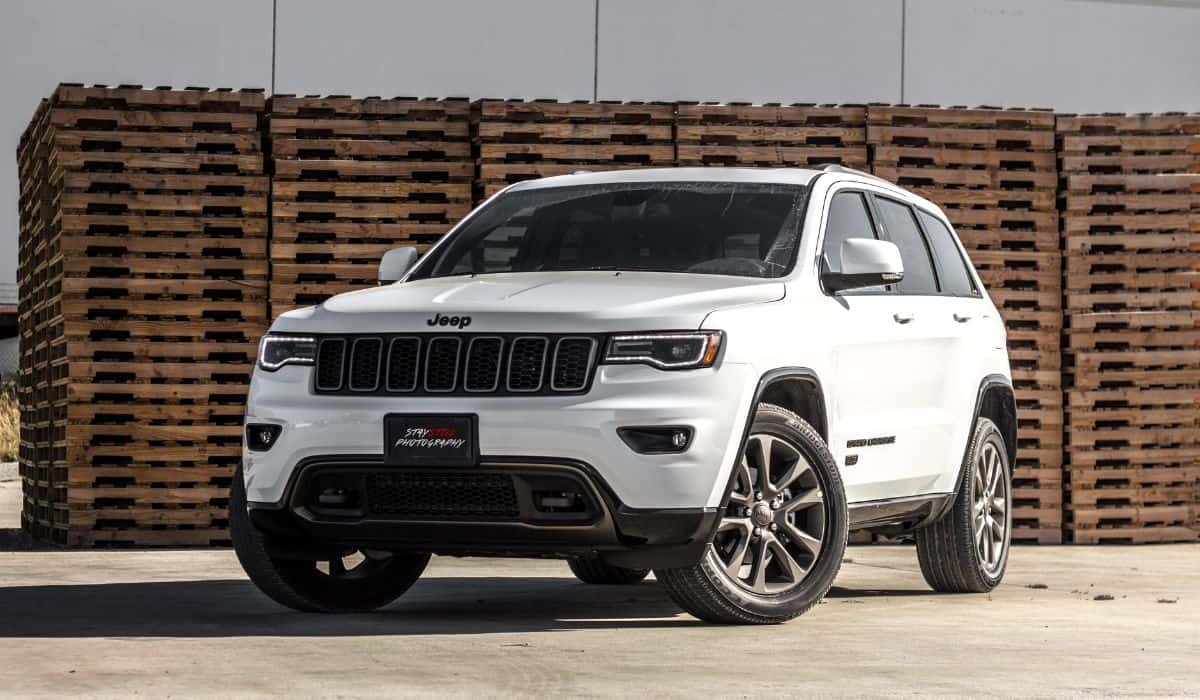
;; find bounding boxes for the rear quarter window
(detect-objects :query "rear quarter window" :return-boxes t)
[916,210,977,296]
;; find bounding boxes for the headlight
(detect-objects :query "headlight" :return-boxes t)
[602,332,723,370]
[257,334,316,371]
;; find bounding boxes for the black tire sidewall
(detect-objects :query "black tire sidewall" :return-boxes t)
[230,465,430,612]
[962,419,1011,587]
[699,405,848,619]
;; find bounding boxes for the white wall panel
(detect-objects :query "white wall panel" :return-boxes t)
[905,0,1200,112]
[597,0,903,103]
[275,0,595,99]
[0,0,273,287]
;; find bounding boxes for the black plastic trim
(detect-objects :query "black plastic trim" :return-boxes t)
[247,454,718,567]
[944,374,1017,513]
[712,367,827,530]
[848,493,953,531]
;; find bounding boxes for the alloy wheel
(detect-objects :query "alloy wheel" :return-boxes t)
[972,440,1010,575]
[710,433,826,594]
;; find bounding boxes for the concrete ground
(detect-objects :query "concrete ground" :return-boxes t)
[0,476,1197,698]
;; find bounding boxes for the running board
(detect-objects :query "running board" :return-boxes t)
[848,493,953,531]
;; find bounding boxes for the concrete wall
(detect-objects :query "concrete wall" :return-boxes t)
[3,0,1200,287]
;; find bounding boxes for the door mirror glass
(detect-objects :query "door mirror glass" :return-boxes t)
[821,238,904,293]
[379,247,419,285]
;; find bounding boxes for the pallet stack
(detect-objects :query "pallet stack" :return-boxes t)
[867,106,1063,543]
[1057,113,1200,543]
[675,103,867,169]
[268,96,472,315]
[16,99,55,543]
[16,84,269,546]
[471,100,675,200]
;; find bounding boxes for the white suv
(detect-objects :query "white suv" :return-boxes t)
[231,166,1016,624]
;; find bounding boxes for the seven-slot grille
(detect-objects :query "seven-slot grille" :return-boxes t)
[313,334,599,396]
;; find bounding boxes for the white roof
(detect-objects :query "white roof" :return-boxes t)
[506,167,822,191]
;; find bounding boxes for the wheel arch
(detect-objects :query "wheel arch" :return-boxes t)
[973,374,1017,469]
[754,367,829,441]
[712,367,830,512]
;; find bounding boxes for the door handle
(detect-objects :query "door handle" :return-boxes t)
[893,312,915,324]
[953,313,972,323]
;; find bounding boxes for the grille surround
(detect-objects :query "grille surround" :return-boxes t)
[311,333,602,397]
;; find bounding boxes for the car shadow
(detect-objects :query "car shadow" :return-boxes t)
[0,574,940,638]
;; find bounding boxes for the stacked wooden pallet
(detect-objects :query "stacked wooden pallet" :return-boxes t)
[16,84,268,546]
[868,106,1063,543]
[675,103,866,168]
[268,96,471,315]
[471,100,675,199]
[1057,113,1200,543]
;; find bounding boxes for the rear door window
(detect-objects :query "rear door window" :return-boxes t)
[873,197,939,296]
[916,210,977,296]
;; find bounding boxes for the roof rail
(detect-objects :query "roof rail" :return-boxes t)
[817,163,898,186]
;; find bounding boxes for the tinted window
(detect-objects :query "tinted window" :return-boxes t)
[413,182,807,280]
[875,198,938,295]
[917,210,976,296]
[821,192,877,272]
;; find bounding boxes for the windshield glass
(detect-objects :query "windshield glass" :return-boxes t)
[411,181,808,280]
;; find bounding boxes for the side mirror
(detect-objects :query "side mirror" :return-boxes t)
[821,238,904,293]
[378,247,419,285]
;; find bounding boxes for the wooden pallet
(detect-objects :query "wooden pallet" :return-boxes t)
[1056,113,1200,176]
[269,96,471,314]
[17,85,268,547]
[472,99,676,199]
[869,106,1059,256]
[1062,174,1200,313]
[675,103,866,168]
[1064,304,1199,548]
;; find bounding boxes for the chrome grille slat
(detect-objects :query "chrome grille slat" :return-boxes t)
[385,337,421,392]
[465,337,504,392]
[424,337,461,392]
[507,337,549,392]
[315,338,346,391]
[551,337,597,391]
[312,334,597,396]
[348,337,383,391]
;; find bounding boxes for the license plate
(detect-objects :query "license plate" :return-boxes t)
[384,414,479,467]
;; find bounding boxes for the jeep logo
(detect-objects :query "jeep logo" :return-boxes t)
[426,313,471,329]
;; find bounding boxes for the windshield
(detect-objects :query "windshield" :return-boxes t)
[411,181,808,280]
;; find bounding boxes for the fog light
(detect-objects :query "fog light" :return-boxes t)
[618,426,693,454]
[246,423,282,452]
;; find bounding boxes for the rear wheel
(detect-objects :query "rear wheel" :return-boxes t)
[567,557,649,585]
[230,465,430,612]
[656,404,848,624]
[916,417,1011,593]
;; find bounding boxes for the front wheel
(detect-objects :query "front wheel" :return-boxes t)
[229,465,430,612]
[916,417,1012,593]
[655,404,848,624]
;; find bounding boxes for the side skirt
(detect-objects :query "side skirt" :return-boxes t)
[848,493,953,533]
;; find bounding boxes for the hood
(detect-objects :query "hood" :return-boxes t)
[272,271,784,334]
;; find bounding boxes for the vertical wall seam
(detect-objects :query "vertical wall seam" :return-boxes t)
[900,0,907,103]
[593,0,600,101]
[270,0,278,95]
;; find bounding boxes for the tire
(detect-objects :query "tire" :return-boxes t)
[916,417,1012,593]
[655,404,848,624]
[229,465,430,612]
[567,557,649,585]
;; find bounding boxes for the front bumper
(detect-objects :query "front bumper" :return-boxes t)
[248,455,721,568]
[243,362,757,510]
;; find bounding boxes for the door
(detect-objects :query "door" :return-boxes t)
[867,195,970,495]
[815,189,937,502]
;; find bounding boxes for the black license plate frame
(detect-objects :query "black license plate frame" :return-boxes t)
[383,413,479,468]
